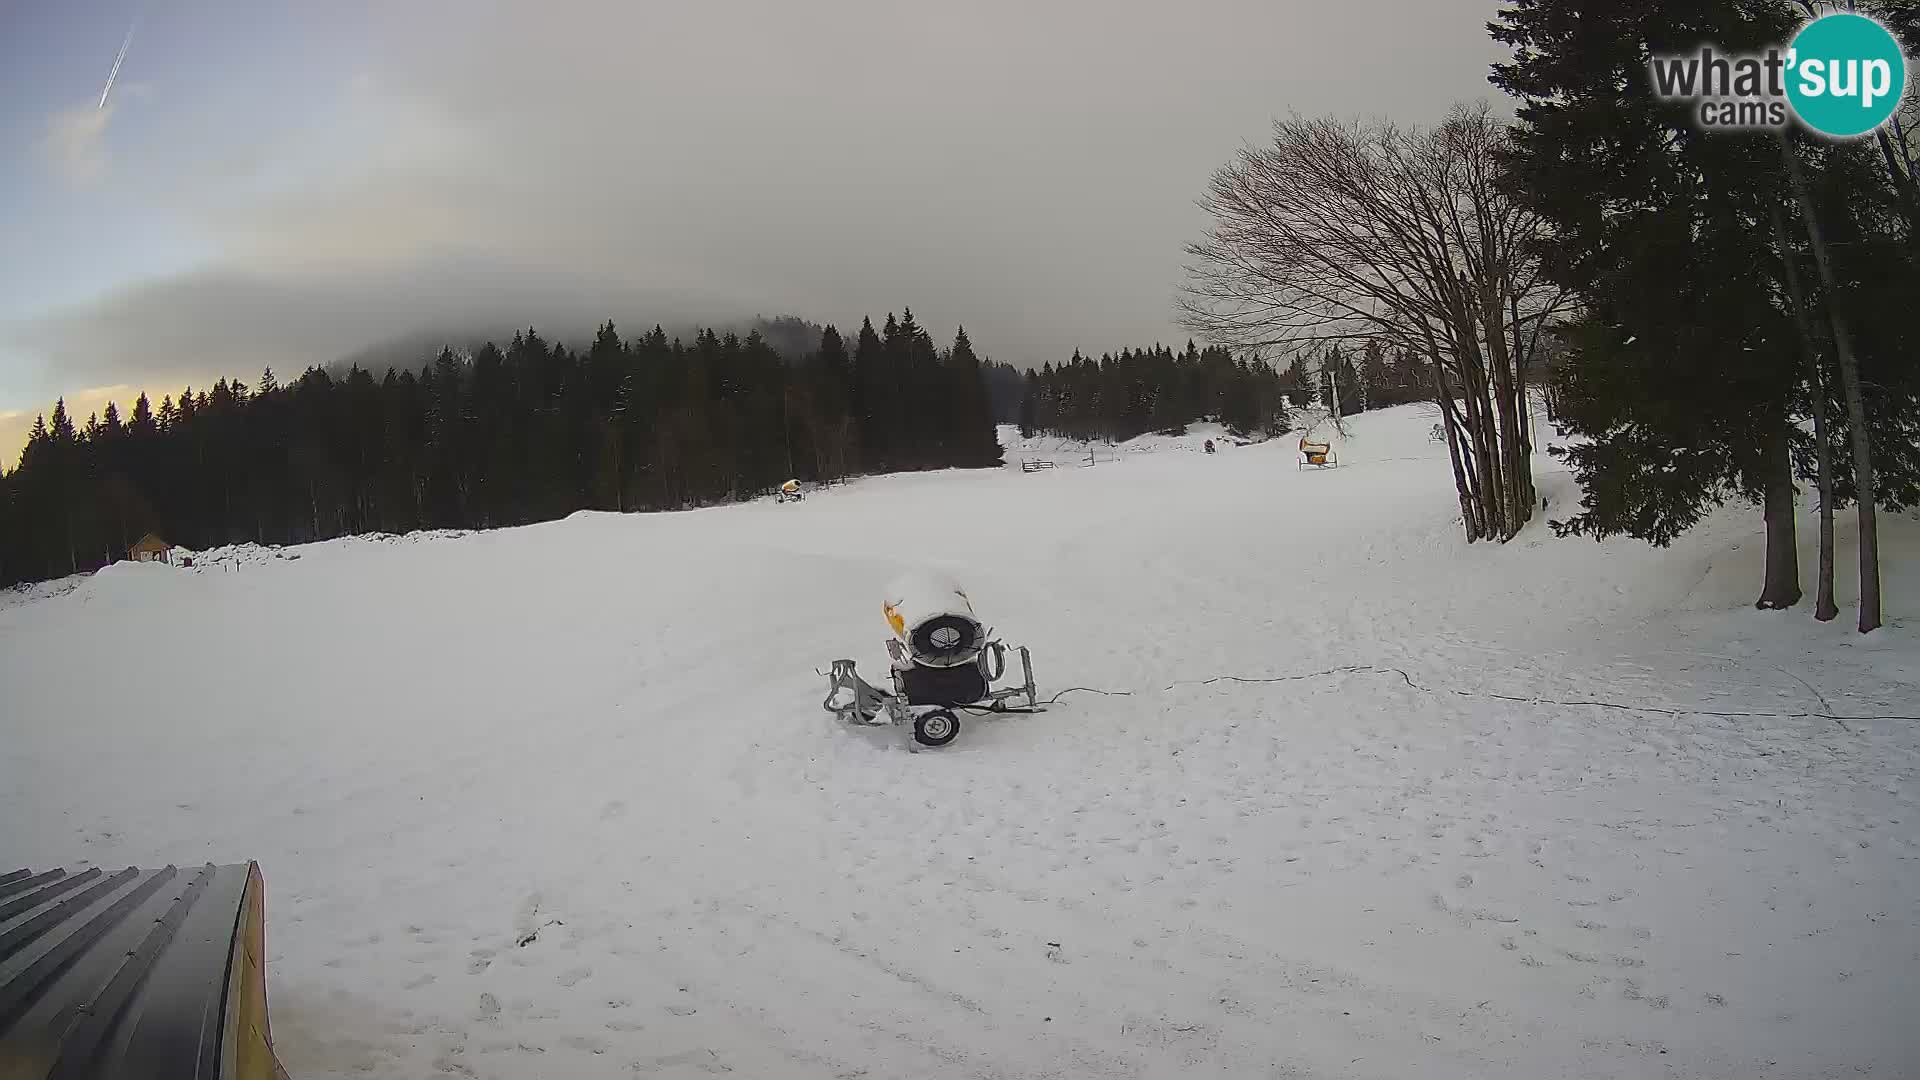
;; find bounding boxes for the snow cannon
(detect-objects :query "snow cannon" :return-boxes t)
[883,571,987,668]
[823,572,1040,748]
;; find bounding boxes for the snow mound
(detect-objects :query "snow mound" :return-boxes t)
[178,529,472,570]
[64,558,200,612]
[0,572,89,612]
[177,542,301,569]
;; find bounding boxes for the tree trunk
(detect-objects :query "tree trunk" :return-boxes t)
[1443,404,1482,539]
[1326,356,1344,434]
[1891,115,1918,201]
[614,434,625,513]
[1459,356,1505,539]
[1512,310,1531,463]
[1509,293,1541,510]
[1443,380,1482,534]
[1426,341,1481,540]
[1481,289,1532,539]
[1486,226,1527,529]
[781,389,794,480]
[1460,317,1510,538]
[1785,140,1881,633]
[1771,203,1839,621]
[1875,127,1920,246]
[1756,414,1802,609]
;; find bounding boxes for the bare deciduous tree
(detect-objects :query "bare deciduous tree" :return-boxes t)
[1182,102,1570,542]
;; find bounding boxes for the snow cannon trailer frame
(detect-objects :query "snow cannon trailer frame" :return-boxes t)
[0,861,290,1079]
[822,642,1040,748]
[825,573,1043,748]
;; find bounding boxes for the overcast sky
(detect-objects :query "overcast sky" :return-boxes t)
[0,0,1508,462]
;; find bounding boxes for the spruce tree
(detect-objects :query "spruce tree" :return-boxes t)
[1283,356,1312,410]
[853,316,889,468]
[1333,349,1361,417]
[1017,373,1039,438]
[1492,0,1808,608]
[944,327,999,466]
[809,325,855,480]
[49,399,74,444]
[0,308,1008,587]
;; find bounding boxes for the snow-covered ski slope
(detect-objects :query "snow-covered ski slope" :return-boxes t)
[998,419,1253,462]
[3,404,1915,1080]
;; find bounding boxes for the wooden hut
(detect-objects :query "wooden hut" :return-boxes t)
[128,533,174,564]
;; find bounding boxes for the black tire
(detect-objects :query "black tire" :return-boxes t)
[913,709,961,747]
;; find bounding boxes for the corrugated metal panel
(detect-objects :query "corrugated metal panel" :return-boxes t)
[0,863,275,1080]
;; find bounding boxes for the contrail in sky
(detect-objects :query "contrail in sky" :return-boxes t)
[98,16,139,110]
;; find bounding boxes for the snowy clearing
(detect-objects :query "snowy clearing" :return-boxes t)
[3,405,1916,1079]
[997,419,1262,464]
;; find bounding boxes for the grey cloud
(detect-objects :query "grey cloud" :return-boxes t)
[18,0,1509,403]
[7,255,748,392]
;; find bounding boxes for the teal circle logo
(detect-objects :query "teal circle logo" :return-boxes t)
[1786,13,1907,138]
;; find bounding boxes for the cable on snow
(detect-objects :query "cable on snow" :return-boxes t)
[1154,663,1918,725]
[821,664,1915,725]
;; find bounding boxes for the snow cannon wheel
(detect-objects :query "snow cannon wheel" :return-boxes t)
[913,709,961,747]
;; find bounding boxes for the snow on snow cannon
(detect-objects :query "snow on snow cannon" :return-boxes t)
[822,571,1039,747]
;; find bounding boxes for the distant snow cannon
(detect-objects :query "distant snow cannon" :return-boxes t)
[823,571,1040,747]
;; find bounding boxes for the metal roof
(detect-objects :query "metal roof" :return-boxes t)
[0,863,273,1079]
